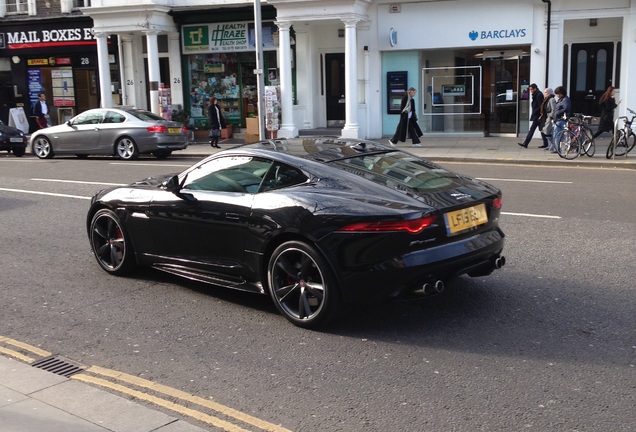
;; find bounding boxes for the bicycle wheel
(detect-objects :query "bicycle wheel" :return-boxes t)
[614,131,629,157]
[582,126,595,157]
[557,129,580,160]
[625,131,636,154]
[606,134,617,159]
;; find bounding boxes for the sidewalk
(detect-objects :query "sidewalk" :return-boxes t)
[0,356,207,432]
[181,134,636,169]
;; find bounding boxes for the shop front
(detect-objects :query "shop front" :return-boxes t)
[181,20,282,133]
[0,18,118,131]
[378,0,537,137]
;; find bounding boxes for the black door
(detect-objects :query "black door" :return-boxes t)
[324,53,345,126]
[570,42,614,117]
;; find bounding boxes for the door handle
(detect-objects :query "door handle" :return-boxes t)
[225,213,240,220]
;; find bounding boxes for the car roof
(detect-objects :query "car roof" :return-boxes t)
[233,137,395,164]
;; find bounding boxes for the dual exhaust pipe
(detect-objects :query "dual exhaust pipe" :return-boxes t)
[421,255,506,294]
[422,279,445,295]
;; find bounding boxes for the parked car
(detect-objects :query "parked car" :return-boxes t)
[0,119,27,157]
[86,137,506,328]
[30,107,188,160]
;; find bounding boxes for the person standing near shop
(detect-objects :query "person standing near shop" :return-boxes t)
[208,96,226,148]
[389,87,423,147]
[538,87,556,149]
[593,86,621,139]
[518,83,544,148]
[33,93,50,130]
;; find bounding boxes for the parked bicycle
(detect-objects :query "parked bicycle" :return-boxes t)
[555,113,595,160]
[606,108,636,159]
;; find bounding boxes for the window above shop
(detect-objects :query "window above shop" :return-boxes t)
[6,0,28,14]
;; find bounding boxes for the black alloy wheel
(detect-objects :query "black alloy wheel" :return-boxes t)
[268,241,342,328]
[89,209,136,275]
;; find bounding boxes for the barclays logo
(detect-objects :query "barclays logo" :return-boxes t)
[469,29,527,41]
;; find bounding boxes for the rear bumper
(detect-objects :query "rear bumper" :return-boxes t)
[326,228,505,304]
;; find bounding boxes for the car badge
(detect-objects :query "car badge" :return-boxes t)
[450,193,472,200]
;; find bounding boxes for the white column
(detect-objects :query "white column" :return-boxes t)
[341,19,359,138]
[144,31,161,115]
[95,32,113,108]
[121,34,136,107]
[275,21,297,138]
[168,32,184,107]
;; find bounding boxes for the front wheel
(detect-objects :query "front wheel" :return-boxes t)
[89,208,136,275]
[557,130,579,160]
[32,136,54,159]
[268,241,342,328]
[582,128,595,157]
[115,137,139,160]
[12,147,25,157]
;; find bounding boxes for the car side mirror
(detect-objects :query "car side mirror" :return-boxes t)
[163,174,197,202]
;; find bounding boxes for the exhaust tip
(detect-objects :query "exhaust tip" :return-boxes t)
[434,280,445,293]
[494,256,506,269]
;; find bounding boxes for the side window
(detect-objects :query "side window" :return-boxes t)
[104,112,126,124]
[74,112,103,125]
[260,162,308,192]
[183,156,273,194]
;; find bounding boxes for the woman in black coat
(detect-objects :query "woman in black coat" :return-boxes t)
[208,96,226,148]
[593,86,621,139]
[389,87,423,147]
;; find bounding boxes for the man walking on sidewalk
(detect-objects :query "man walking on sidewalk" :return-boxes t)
[518,83,544,148]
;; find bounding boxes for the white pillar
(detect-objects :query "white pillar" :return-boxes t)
[120,34,136,107]
[341,19,359,138]
[144,31,161,115]
[168,32,184,107]
[95,32,113,108]
[276,21,297,138]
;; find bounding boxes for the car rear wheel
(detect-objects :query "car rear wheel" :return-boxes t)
[268,240,342,328]
[32,136,54,159]
[89,208,136,276]
[115,137,139,160]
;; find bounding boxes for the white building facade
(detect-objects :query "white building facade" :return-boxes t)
[74,0,636,139]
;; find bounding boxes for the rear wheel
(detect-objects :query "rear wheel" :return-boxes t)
[89,208,136,275]
[557,130,579,160]
[582,127,595,157]
[268,240,342,328]
[32,136,54,159]
[12,147,25,157]
[613,131,629,157]
[115,137,139,160]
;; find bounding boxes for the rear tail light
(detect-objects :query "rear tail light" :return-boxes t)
[492,196,502,209]
[147,125,168,133]
[338,215,436,234]
[182,126,187,133]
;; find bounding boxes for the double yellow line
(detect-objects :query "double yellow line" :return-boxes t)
[0,336,291,432]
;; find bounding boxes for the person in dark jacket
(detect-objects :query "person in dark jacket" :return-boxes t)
[207,96,226,148]
[388,87,423,147]
[32,93,50,129]
[549,86,572,153]
[518,83,544,148]
[593,86,621,139]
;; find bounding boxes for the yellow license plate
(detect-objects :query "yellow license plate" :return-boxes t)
[168,128,181,134]
[444,203,488,235]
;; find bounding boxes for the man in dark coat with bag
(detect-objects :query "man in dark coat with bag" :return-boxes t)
[518,83,544,148]
[389,87,423,147]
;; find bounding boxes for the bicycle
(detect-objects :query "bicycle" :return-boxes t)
[555,113,595,160]
[606,108,636,159]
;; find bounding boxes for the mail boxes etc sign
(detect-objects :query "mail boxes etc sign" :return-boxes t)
[182,22,278,54]
[0,27,96,50]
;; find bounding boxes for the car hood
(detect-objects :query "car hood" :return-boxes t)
[0,124,24,135]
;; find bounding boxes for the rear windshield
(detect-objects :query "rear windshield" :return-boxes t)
[125,109,166,122]
[330,152,462,191]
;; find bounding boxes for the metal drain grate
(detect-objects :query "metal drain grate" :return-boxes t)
[31,355,85,377]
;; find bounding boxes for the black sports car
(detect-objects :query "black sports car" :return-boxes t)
[87,137,505,328]
[0,119,27,157]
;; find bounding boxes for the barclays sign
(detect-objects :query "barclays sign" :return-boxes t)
[469,29,527,41]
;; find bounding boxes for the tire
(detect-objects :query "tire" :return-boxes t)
[12,147,25,157]
[625,131,636,154]
[75,154,89,159]
[267,240,342,328]
[89,208,136,276]
[152,150,172,159]
[115,137,139,160]
[614,132,629,157]
[557,130,579,160]
[606,135,616,159]
[582,127,595,157]
[32,136,54,159]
